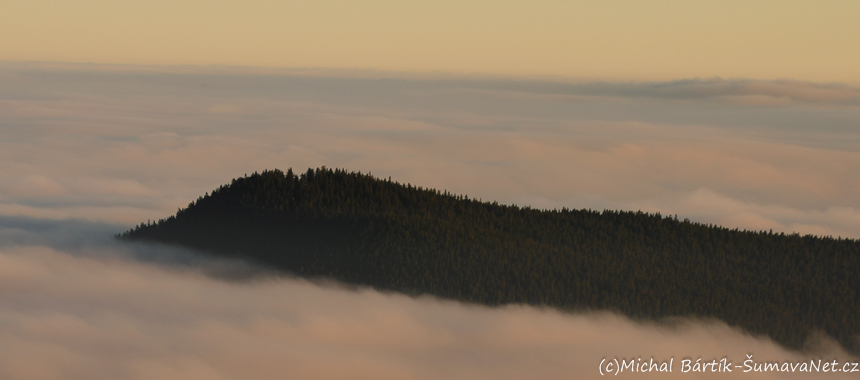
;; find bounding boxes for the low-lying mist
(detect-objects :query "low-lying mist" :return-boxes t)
[3,63,860,238]
[3,63,860,378]
[0,218,855,380]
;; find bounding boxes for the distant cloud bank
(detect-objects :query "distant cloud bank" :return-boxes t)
[1,63,859,378]
[0,219,856,380]
[443,77,860,107]
[1,62,859,241]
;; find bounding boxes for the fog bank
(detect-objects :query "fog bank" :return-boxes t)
[2,63,860,238]
[0,221,856,380]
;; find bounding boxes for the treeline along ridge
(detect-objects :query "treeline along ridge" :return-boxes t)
[121,167,860,353]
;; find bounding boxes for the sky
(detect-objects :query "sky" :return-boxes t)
[2,1,860,378]
[2,1,860,82]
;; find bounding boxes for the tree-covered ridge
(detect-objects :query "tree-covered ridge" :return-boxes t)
[122,167,860,353]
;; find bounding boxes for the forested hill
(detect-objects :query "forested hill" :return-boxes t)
[121,167,860,353]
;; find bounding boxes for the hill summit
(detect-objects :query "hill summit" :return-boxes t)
[122,167,860,353]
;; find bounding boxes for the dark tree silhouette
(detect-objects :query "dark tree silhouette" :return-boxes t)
[121,167,860,353]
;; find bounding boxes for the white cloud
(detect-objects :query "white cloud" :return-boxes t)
[2,65,859,237]
[2,63,860,377]
[0,237,856,380]
[2,175,66,198]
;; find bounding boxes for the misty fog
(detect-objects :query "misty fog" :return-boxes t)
[2,63,859,378]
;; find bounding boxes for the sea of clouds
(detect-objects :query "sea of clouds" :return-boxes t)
[1,62,859,378]
[1,217,857,380]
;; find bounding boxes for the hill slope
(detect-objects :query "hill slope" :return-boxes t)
[122,167,860,353]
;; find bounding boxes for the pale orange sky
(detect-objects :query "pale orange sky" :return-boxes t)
[2,0,859,83]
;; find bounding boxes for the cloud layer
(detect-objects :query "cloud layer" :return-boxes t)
[2,64,860,377]
[2,63,859,237]
[0,221,856,380]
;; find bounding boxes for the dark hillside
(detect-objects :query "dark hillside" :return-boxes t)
[121,167,860,353]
